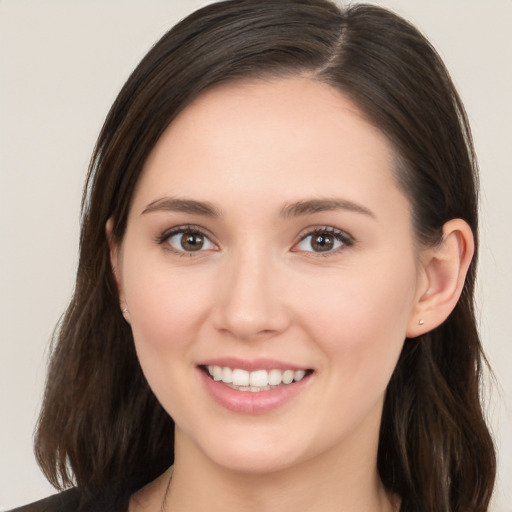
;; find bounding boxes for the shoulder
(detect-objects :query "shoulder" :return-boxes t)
[7,488,82,512]
[7,481,131,512]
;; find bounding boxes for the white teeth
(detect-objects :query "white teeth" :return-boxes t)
[212,365,222,381]
[282,370,294,385]
[268,369,282,386]
[232,369,250,386]
[294,370,306,382]
[249,369,268,387]
[206,366,309,390]
[222,366,233,383]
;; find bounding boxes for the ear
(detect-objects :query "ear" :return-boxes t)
[106,218,129,321]
[406,219,474,338]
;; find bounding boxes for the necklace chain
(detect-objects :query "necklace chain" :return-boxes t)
[158,467,400,512]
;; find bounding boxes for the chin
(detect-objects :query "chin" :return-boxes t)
[214,449,303,476]
[181,423,311,476]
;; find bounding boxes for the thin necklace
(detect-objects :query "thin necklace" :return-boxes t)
[158,468,400,512]
[160,466,174,512]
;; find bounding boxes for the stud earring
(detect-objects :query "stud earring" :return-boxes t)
[418,319,424,325]
[122,307,128,313]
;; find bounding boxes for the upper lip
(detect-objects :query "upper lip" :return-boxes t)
[197,357,311,372]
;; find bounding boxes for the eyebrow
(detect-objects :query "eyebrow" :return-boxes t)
[141,196,375,219]
[280,198,376,219]
[141,197,221,217]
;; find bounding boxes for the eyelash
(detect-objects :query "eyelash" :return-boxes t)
[156,225,354,257]
[293,226,354,256]
[156,225,217,257]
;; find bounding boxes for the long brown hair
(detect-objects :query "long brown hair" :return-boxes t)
[35,1,496,510]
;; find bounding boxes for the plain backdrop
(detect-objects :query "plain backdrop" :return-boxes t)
[1,1,511,510]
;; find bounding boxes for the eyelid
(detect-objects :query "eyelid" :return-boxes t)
[156,224,219,255]
[155,224,353,257]
[292,225,354,255]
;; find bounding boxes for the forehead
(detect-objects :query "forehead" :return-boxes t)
[133,77,408,220]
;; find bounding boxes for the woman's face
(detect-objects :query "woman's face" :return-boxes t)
[112,77,425,475]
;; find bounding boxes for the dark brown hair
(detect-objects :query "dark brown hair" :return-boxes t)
[35,1,496,510]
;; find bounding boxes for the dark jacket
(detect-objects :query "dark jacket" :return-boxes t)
[8,481,131,512]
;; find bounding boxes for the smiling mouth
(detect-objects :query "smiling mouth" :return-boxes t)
[202,365,313,392]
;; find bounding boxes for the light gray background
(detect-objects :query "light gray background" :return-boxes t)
[1,1,511,510]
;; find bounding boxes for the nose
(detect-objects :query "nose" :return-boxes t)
[212,249,291,341]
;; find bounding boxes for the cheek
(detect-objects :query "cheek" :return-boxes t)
[294,256,417,377]
[122,257,215,361]
[121,260,218,420]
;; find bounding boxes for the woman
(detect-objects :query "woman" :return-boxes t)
[12,0,496,511]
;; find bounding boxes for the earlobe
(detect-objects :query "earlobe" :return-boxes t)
[407,219,474,338]
[106,218,120,286]
[106,218,129,319]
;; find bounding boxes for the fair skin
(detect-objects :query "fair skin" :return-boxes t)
[109,77,473,512]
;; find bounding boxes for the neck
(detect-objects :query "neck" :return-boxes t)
[159,429,397,512]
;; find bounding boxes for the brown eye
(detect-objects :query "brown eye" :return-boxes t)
[163,228,216,254]
[311,233,335,252]
[181,232,205,251]
[293,228,352,254]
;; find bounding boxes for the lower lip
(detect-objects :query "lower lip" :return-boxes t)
[199,369,311,414]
